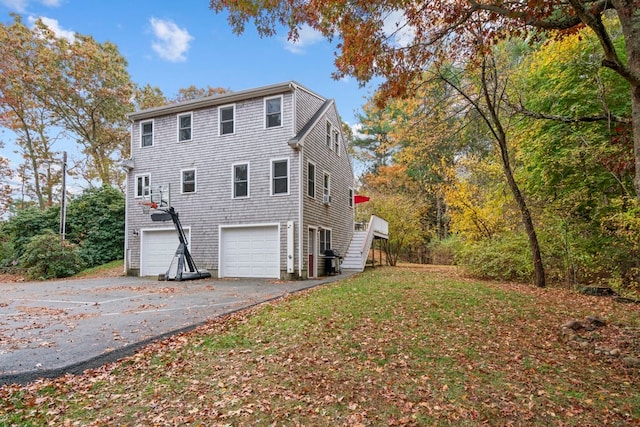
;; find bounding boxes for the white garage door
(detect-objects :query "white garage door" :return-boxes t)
[140,228,189,276]
[220,225,280,278]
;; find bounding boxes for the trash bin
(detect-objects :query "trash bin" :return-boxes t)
[324,249,342,275]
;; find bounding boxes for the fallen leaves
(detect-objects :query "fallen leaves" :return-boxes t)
[1,267,639,426]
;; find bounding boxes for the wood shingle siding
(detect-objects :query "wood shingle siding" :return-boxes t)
[125,81,354,279]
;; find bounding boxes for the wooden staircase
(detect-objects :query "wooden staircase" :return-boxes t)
[342,215,388,272]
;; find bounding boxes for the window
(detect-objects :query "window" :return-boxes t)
[135,174,150,198]
[178,113,192,142]
[326,122,332,148]
[323,172,330,198]
[333,130,340,154]
[220,105,235,135]
[349,188,354,208]
[181,169,196,193]
[265,96,282,128]
[233,163,249,198]
[271,159,289,195]
[307,162,315,198]
[141,121,153,147]
[320,229,332,253]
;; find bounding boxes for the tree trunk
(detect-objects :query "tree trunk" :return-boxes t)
[498,138,546,287]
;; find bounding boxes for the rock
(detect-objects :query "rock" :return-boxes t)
[622,357,640,368]
[586,315,607,327]
[562,320,584,330]
[609,348,621,357]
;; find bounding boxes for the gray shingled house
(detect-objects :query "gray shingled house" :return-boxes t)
[123,81,387,280]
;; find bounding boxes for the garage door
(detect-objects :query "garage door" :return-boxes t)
[140,228,189,276]
[220,225,280,278]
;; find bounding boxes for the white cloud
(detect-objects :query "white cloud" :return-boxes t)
[149,17,193,63]
[284,24,324,54]
[28,15,75,42]
[382,10,415,48]
[1,0,61,11]
[0,0,28,12]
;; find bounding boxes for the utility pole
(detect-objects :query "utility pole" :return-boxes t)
[60,151,67,241]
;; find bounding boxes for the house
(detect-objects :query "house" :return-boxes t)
[123,81,387,280]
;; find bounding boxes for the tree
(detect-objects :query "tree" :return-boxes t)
[28,18,134,188]
[135,84,168,110]
[0,15,61,209]
[173,85,229,103]
[209,0,640,199]
[0,144,12,215]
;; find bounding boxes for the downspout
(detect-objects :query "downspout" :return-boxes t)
[123,120,133,275]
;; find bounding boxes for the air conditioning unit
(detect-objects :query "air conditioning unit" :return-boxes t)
[323,194,332,205]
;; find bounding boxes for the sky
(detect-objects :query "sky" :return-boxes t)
[0,0,392,194]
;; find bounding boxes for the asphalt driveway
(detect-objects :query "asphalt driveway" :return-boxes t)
[0,274,350,385]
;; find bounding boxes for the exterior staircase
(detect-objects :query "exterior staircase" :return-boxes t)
[342,215,388,272]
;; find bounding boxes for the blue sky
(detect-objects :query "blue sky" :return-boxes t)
[0,0,385,190]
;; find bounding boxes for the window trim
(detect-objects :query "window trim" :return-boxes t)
[333,129,340,155]
[181,168,197,194]
[177,112,193,142]
[326,121,332,149]
[134,173,150,198]
[219,104,235,136]
[320,228,332,253]
[265,95,283,129]
[349,188,354,208]
[271,158,289,196]
[323,171,331,197]
[140,120,154,148]
[232,162,250,199]
[307,161,316,199]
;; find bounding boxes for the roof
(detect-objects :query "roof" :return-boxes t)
[127,81,325,121]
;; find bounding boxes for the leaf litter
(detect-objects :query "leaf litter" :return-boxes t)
[1,266,639,426]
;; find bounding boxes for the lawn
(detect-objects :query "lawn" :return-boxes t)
[1,266,639,426]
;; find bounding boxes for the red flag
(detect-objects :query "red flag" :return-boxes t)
[354,195,370,204]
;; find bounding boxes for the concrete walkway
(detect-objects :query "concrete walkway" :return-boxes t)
[0,273,353,385]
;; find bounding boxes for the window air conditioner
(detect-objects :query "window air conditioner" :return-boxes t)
[323,194,332,205]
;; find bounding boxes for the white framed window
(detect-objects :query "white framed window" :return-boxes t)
[177,112,192,142]
[181,169,196,193]
[320,228,332,253]
[333,129,340,154]
[265,96,282,128]
[271,158,289,195]
[323,172,330,198]
[135,174,150,198]
[326,121,332,148]
[349,188,354,208]
[307,161,316,198]
[219,105,235,135]
[141,120,153,147]
[233,162,249,198]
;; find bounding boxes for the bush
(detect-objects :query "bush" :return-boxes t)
[66,186,125,267]
[458,233,534,282]
[19,231,84,280]
[426,236,463,265]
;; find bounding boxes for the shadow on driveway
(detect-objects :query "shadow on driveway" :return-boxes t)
[0,273,354,385]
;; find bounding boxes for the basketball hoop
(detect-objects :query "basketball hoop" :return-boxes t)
[139,201,158,214]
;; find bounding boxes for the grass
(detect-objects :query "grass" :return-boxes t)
[1,266,639,426]
[73,259,124,278]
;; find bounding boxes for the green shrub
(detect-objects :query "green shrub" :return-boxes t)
[19,231,84,280]
[427,236,463,265]
[458,233,534,282]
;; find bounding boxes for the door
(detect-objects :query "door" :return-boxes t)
[308,227,317,278]
[140,228,190,276]
[220,225,280,278]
